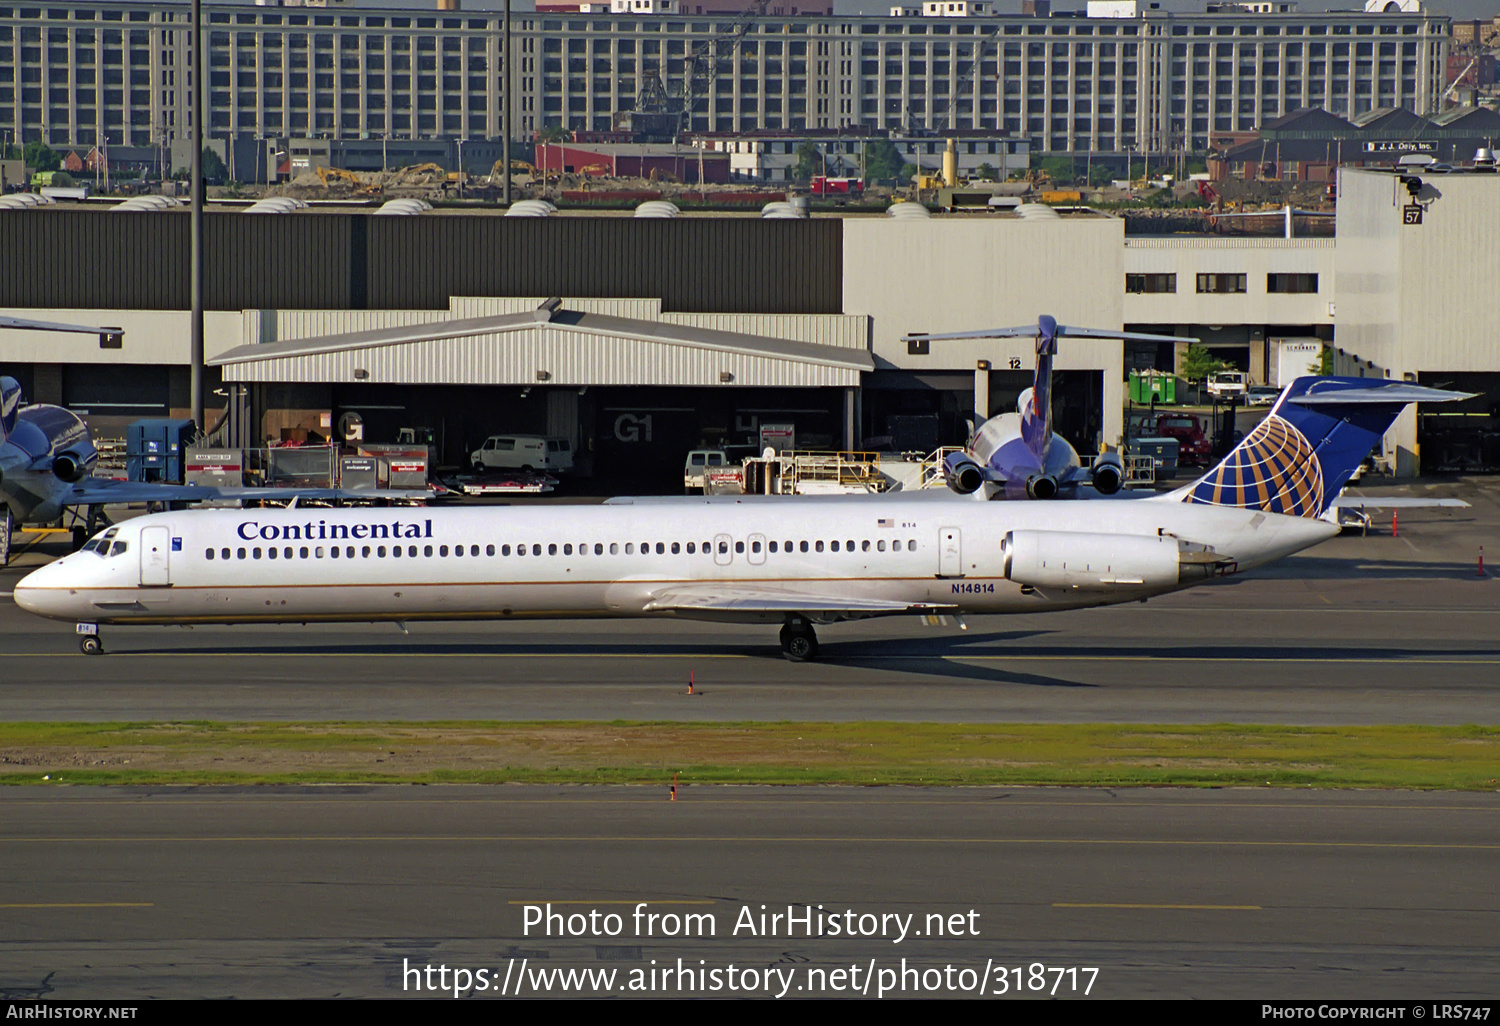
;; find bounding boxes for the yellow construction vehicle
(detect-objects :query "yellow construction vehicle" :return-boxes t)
[490,159,553,183]
[315,166,381,195]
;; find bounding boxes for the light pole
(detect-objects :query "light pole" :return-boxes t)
[190,0,205,435]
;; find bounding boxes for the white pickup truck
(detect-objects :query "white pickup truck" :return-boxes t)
[1205,370,1248,400]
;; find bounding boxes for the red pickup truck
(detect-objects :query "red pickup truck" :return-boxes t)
[1141,413,1214,466]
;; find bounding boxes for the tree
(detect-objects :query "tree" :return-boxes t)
[792,140,821,183]
[536,124,571,143]
[201,147,229,185]
[23,141,61,172]
[1034,154,1076,184]
[973,162,998,182]
[861,137,909,185]
[1182,343,1227,383]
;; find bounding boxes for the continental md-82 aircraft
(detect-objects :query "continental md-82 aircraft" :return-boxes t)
[14,376,1465,660]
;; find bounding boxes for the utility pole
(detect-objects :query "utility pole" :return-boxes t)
[190,0,205,435]
[502,0,512,205]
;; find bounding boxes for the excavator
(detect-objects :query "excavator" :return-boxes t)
[315,166,382,196]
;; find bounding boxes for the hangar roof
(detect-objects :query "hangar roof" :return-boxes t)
[210,299,873,389]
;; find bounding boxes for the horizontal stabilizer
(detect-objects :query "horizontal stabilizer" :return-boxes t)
[1330,496,1470,509]
[902,325,1196,343]
[1289,383,1477,406]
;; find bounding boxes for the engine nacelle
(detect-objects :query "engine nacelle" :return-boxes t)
[1090,452,1125,495]
[1025,474,1058,500]
[942,451,987,495]
[1002,530,1183,589]
[51,449,94,483]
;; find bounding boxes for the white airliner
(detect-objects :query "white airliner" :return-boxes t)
[12,376,1467,661]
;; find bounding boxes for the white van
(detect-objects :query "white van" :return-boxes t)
[683,449,729,493]
[471,435,574,474]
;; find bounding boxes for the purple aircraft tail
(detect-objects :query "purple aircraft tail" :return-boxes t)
[0,376,21,440]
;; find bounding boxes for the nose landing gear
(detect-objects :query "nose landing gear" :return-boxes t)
[779,617,819,662]
[76,623,103,655]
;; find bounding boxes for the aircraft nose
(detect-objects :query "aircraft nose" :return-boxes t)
[12,562,74,621]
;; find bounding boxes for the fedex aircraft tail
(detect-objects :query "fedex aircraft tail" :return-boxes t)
[0,376,21,440]
[1179,376,1472,519]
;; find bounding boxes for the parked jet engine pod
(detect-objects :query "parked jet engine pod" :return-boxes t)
[1090,452,1125,495]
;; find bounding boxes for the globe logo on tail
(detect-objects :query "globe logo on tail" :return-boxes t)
[1186,414,1324,518]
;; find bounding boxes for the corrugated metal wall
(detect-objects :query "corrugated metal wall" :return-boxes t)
[225,331,861,389]
[0,211,842,315]
[361,218,841,313]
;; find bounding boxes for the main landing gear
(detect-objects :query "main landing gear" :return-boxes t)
[779,617,819,663]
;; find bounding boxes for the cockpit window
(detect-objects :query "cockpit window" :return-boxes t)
[80,539,102,554]
[108,541,129,557]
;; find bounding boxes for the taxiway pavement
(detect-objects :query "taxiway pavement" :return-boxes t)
[1,785,1495,1000]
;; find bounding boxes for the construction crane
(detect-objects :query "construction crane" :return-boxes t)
[678,0,773,138]
[1441,55,1481,106]
[946,23,1004,132]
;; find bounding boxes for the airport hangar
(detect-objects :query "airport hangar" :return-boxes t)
[0,176,1493,483]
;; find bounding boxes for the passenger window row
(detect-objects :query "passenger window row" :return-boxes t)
[203,537,920,561]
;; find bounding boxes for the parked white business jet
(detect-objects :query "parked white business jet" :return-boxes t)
[12,376,1468,660]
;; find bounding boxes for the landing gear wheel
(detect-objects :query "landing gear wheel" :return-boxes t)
[779,622,819,662]
[72,527,88,551]
[79,635,103,656]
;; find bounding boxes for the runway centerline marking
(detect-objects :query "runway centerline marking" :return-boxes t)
[1054,902,1262,910]
[0,902,153,909]
[4,836,1497,851]
[505,900,715,905]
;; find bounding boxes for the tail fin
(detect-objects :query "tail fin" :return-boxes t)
[0,376,20,440]
[1180,376,1473,518]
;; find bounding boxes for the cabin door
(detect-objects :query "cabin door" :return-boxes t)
[139,526,173,587]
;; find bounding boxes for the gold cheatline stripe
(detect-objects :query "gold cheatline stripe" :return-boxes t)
[25,574,962,593]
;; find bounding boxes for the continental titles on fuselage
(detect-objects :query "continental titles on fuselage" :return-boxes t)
[235,519,435,541]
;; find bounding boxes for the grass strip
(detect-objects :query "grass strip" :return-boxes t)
[0,722,1496,789]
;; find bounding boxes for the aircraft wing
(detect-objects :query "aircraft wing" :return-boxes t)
[643,584,956,616]
[62,479,435,505]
